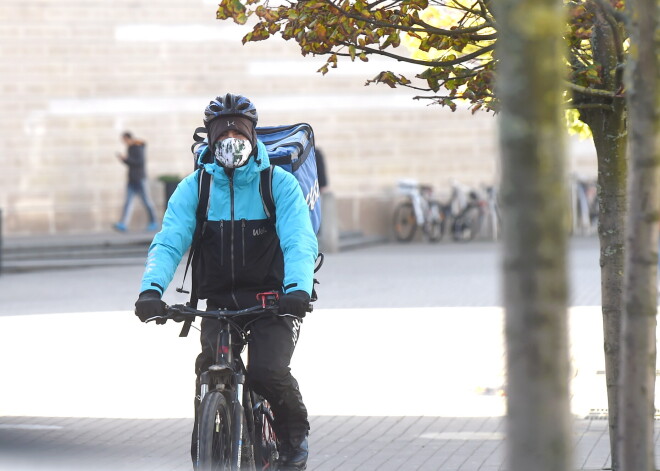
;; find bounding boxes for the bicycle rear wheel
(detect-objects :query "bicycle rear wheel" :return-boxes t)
[252,394,279,470]
[197,391,232,471]
[452,206,482,242]
[240,390,257,470]
[393,202,417,242]
[424,201,446,242]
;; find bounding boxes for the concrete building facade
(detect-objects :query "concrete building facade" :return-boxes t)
[0,0,597,238]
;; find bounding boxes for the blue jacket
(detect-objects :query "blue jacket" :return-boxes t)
[140,140,318,306]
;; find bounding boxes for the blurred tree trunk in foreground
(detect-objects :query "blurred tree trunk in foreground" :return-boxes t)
[619,0,659,468]
[495,0,572,469]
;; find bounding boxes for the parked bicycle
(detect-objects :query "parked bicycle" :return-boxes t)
[450,186,486,242]
[446,182,500,242]
[482,185,501,241]
[393,179,446,242]
[570,176,598,236]
[147,292,311,471]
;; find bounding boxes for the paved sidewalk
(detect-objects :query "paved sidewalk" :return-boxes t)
[0,415,632,471]
[1,238,659,470]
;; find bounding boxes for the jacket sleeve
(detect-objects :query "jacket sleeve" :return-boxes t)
[272,168,318,296]
[140,171,199,295]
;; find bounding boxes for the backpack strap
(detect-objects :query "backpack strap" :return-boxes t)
[259,165,276,224]
[196,168,213,225]
[176,168,212,337]
[191,127,209,170]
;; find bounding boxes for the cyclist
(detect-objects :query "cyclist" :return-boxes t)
[133,93,317,470]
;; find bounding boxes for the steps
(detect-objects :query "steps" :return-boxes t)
[1,233,153,273]
[1,231,387,273]
[338,231,388,251]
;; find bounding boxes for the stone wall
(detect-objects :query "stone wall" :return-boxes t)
[0,0,597,237]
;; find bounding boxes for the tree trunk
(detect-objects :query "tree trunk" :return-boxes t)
[574,2,628,467]
[495,0,572,470]
[619,0,659,468]
[581,101,627,471]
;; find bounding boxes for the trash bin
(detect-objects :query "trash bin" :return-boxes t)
[158,175,181,208]
[0,208,3,275]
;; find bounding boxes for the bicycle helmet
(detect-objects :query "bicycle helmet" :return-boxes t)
[204,93,259,126]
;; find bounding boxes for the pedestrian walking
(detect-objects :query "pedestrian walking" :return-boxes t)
[114,131,158,232]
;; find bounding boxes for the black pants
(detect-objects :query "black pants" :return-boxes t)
[191,314,309,463]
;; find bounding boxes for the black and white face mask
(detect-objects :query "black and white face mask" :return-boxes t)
[214,138,252,169]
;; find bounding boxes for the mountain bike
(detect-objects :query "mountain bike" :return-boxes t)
[147,292,309,471]
[393,179,446,242]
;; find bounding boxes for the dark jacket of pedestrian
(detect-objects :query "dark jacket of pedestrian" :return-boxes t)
[122,139,147,185]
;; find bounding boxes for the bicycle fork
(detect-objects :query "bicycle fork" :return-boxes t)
[198,328,234,403]
[216,326,248,469]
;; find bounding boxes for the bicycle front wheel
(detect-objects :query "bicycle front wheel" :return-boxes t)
[197,391,232,471]
[393,202,417,242]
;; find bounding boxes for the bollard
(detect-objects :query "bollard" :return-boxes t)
[318,192,339,253]
[0,208,3,275]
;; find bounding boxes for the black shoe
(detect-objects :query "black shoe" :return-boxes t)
[278,436,308,470]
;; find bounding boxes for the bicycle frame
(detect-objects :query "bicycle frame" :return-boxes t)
[182,303,279,468]
[150,292,305,470]
[397,179,429,225]
[204,316,247,468]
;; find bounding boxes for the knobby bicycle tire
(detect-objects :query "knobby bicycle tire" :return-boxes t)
[252,394,279,470]
[197,391,232,471]
[393,202,417,242]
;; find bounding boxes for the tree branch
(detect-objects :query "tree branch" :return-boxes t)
[323,0,495,38]
[593,0,628,29]
[475,0,495,23]
[387,82,433,92]
[409,15,495,37]
[366,0,399,8]
[413,93,495,100]
[566,81,618,98]
[568,102,615,111]
[594,0,626,61]
[339,40,495,68]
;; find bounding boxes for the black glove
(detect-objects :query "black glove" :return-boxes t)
[135,290,166,323]
[278,290,310,318]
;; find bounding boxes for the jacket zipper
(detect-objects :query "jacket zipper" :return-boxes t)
[241,219,246,267]
[229,174,239,309]
[220,220,224,266]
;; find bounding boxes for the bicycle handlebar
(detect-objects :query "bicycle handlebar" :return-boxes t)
[159,303,279,323]
[145,299,312,325]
